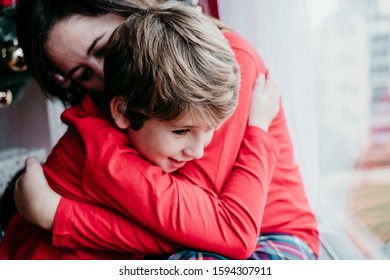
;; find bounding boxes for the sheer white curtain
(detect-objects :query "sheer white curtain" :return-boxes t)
[217,0,319,207]
[217,0,381,260]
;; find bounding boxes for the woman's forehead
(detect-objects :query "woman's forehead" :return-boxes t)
[49,13,125,46]
[46,14,124,71]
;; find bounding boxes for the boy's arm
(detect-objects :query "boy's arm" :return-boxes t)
[57,125,279,259]
[16,118,278,258]
[54,198,182,255]
[15,121,279,259]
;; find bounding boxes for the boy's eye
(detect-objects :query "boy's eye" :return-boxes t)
[172,129,190,135]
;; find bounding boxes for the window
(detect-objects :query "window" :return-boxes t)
[219,0,390,259]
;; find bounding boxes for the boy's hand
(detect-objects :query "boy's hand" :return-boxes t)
[14,157,60,230]
[248,69,280,131]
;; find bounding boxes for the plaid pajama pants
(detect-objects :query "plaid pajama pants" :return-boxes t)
[167,234,317,260]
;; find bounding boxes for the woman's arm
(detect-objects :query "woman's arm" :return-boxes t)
[16,127,279,259]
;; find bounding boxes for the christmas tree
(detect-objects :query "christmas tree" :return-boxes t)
[0,0,31,108]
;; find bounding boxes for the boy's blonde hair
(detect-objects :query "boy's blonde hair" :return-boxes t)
[104,1,240,130]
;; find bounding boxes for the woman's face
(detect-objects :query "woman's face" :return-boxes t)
[46,14,125,93]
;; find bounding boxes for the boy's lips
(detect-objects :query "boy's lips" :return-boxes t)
[168,158,189,168]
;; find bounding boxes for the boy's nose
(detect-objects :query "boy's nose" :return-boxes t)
[184,143,205,159]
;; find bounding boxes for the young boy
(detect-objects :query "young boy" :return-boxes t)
[0,2,280,259]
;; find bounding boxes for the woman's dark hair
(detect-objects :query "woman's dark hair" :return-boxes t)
[15,0,158,106]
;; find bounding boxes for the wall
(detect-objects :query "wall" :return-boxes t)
[0,81,52,151]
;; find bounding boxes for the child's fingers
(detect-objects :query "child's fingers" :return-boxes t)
[266,68,276,82]
[254,73,266,91]
[265,69,279,95]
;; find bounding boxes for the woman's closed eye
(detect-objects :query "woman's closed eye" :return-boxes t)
[72,45,106,83]
[95,46,106,58]
[77,68,93,82]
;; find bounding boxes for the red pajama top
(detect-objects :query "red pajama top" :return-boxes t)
[0,32,319,259]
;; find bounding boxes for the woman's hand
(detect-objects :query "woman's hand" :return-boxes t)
[248,69,280,131]
[14,157,60,230]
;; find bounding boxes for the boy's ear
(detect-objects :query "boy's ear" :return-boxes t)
[110,96,130,129]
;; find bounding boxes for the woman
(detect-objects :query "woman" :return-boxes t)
[5,0,319,259]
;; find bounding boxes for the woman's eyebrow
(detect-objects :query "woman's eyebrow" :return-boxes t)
[67,66,80,79]
[87,34,104,55]
[67,34,105,78]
